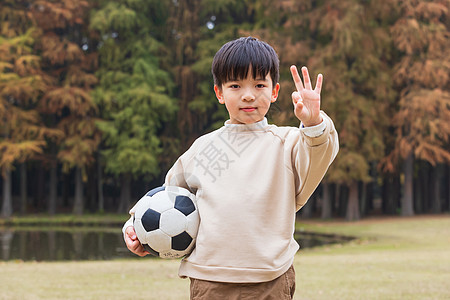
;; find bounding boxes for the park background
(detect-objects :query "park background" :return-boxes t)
[1,1,450,299]
[2,0,450,221]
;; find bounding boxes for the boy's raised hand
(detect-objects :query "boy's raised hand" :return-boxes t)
[290,66,323,127]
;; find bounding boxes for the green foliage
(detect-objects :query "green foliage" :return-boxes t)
[190,31,238,129]
[91,0,176,179]
[90,2,138,33]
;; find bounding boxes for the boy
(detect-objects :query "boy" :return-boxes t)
[123,36,339,299]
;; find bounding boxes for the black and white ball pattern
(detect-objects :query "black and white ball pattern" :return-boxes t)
[133,186,199,259]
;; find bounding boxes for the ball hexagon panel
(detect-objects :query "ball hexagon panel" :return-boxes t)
[172,231,193,251]
[159,209,187,236]
[146,229,171,252]
[174,195,196,216]
[140,208,160,232]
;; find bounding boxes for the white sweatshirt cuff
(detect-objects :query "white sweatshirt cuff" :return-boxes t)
[300,120,326,137]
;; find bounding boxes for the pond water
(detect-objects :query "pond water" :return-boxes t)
[0,228,134,261]
[0,228,353,261]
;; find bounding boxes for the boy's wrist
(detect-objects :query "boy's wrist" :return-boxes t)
[301,116,323,127]
[300,119,326,137]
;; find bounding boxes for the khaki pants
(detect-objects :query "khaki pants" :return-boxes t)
[189,265,296,300]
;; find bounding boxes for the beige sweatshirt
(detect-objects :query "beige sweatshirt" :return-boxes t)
[124,111,338,283]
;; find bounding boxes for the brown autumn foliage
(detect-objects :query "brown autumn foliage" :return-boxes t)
[0,1,57,174]
[382,0,450,171]
[30,0,100,172]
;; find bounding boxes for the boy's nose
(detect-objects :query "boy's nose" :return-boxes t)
[241,89,255,101]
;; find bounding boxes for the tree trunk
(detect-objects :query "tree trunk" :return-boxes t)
[20,163,27,214]
[1,168,13,218]
[424,161,433,212]
[366,162,376,213]
[417,161,428,213]
[337,184,347,217]
[365,181,374,214]
[431,164,442,213]
[346,181,360,221]
[97,152,104,213]
[321,182,332,219]
[360,182,367,217]
[86,165,96,213]
[301,198,313,219]
[414,167,422,213]
[73,167,84,215]
[401,153,414,216]
[393,174,401,213]
[48,162,57,215]
[117,173,131,214]
[62,172,70,208]
[35,167,45,210]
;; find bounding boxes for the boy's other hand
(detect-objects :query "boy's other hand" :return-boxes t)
[124,226,149,257]
[290,66,323,127]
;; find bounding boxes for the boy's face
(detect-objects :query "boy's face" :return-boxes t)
[214,71,280,124]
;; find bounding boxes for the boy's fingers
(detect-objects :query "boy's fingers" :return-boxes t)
[124,224,148,257]
[314,74,323,94]
[292,91,301,104]
[301,66,312,90]
[125,226,137,240]
[290,65,304,92]
[133,242,143,252]
[295,100,303,113]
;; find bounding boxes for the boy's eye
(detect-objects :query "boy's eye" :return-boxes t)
[256,84,266,88]
[230,84,240,89]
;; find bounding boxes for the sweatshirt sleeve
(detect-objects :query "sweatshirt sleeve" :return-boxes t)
[164,158,189,189]
[291,111,339,210]
[164,140,201,195]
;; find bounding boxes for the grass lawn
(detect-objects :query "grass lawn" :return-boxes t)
[1,215,449,299]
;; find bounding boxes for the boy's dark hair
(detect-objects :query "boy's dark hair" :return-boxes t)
[212,36,280,89]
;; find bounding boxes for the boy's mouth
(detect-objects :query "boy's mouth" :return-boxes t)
[241,107,256,112]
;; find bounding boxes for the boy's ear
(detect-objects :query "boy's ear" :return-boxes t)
[271,83,280,103]
[214,85,225,104]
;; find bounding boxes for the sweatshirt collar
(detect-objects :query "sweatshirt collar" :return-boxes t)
[224,118,268,131]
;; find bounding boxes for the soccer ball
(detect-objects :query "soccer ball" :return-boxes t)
[133,186,199,259]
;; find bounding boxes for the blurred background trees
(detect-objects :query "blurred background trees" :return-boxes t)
[1,0,449,219]
[30,0,100,216]
[387,0,450,216]
[90,0,177,213]
[1,0,44,217]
